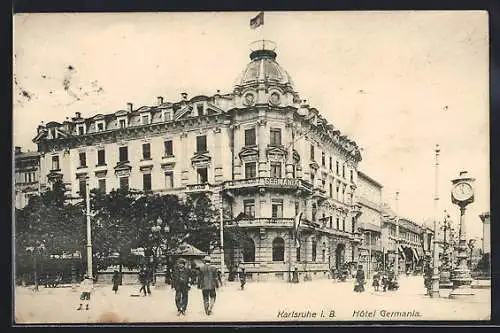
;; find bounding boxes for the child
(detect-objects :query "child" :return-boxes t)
[372,271,380,292]
[77,275,94,311]
[239,268,246,290]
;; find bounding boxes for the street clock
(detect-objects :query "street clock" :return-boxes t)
[451,171,475,206]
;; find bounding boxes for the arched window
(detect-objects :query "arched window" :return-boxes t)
[242,238,255,262]
[272,237,285,262]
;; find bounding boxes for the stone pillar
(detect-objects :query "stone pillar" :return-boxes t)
[479,212,490,254]
[180,133,189,186]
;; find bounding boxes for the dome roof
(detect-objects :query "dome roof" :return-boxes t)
[234,42,295,89]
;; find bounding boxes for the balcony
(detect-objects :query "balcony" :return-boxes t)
[223,177,313,193]
[225,217,294,228]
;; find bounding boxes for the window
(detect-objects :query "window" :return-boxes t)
[98,179,106,194]
[142,143,151,160]
[78,179,86,198]
[272,237,285,261]
[336,161,340,175]
[270,128,282,146]
[342,185,346,202]
[245,128,256,146]
[79,152,86,167]
[296,247,301,262]
[143,173,152,192]
[270,162,282,178]
[119,146,128,162]
[196,104,204,116]
[197,167,208,183]
[245,162,257,179]
[329,183,333,197]
[336,184,340,200]
[321,179,326,189]
[271,199,283,218]
[295,201,300,216]
[119,177,129,190]
[196,135,207,153]
[163,110,173,121]
[312,203,317,221]
[311,173,315,184]
[342,218,346,231]
[165,171,174,189]
[119,119,127,128]
[329,157,332,170]
[322,248,326,262]
[242,239,255,262]
[342,164,346,178]
[336,217,340,229]
[243,200,255,218]
[352,217,356,233]
[350,169,354,182]
[97,122,104,132]
[77,125,85,135]
[164,140,173,156]
[51,155,60,170]
[329,216,333,228]
[348,193,353,205]
[141,115,149,126]
[312,240,317,262]
[321,152,325,166]
[97,149,106,165]
[310,145,315,160]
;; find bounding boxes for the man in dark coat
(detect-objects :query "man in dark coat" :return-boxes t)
[138,267,150,296]
[111,270,121,294]
[354,265,365,292]
[197,256,220,315]
[172,259,190,315]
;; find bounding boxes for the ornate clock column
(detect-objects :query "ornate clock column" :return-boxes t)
[449,171,475,298]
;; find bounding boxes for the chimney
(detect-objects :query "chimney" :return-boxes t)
[157,96,164,105]
[15,146,21,154]
[216,89,221,95]
[127,102,133,111]
[75,112,81,118]
[181,92,188,100]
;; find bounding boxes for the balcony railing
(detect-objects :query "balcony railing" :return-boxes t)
[225,217,294,228]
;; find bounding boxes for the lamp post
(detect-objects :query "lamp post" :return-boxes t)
[439,210,453,289]
[430,144,440,298]
[151,217,169,285]
[394,191,400,280]
[467,239,476,271]
[85,177,93,280]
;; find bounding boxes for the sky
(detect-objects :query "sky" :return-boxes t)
[13,11,490,240]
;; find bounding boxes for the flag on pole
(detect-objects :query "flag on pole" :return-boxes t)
[294,212,303,248]
[250,11,264,29]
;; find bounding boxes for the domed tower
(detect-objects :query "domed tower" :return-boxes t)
[233,40,301,108]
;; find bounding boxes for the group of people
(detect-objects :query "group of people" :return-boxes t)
[353,265,399,293]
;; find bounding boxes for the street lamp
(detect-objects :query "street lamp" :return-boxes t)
[150,217,169,285]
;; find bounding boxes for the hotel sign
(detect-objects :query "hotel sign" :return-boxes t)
[224,177,302,189]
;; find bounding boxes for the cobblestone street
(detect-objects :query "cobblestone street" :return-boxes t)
[14,276,490,324]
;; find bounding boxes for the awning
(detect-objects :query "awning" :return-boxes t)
[398,245,406,260]
[411,247,419,262]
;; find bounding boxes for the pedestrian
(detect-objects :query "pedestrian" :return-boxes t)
[76,275,93,311]
[111,270,120,294]
[354,265,365,293]
[381,271,388,292]
[372,271,380,292]
[138,267,149,296]
[197,256,220,315]
[239,268,246,290]
[292,267,299,283]
[172,259,190,316]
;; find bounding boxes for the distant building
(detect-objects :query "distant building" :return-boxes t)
[356,171,383,276]
[31,41,365,281]
[14,146,41,209]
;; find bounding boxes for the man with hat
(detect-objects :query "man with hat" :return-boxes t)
[197,256,220,315]
[171,258,190,315]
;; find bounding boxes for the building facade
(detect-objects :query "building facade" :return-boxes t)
[32,41,365,281]
[356,171,383,277]
[14,146,41,209]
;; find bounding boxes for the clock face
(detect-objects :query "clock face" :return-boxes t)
[452,182,473,201]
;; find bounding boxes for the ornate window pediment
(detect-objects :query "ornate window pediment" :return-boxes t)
[238,147,259,162]
[94,170,107,178]
[161,162,175,170]
[191,153,211,168]
[310,161,320,170]
[114,161,131,177]
[266,146,287,161]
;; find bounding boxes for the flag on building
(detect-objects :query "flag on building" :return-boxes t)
[294,212,303,248]
[250,12,264,29]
